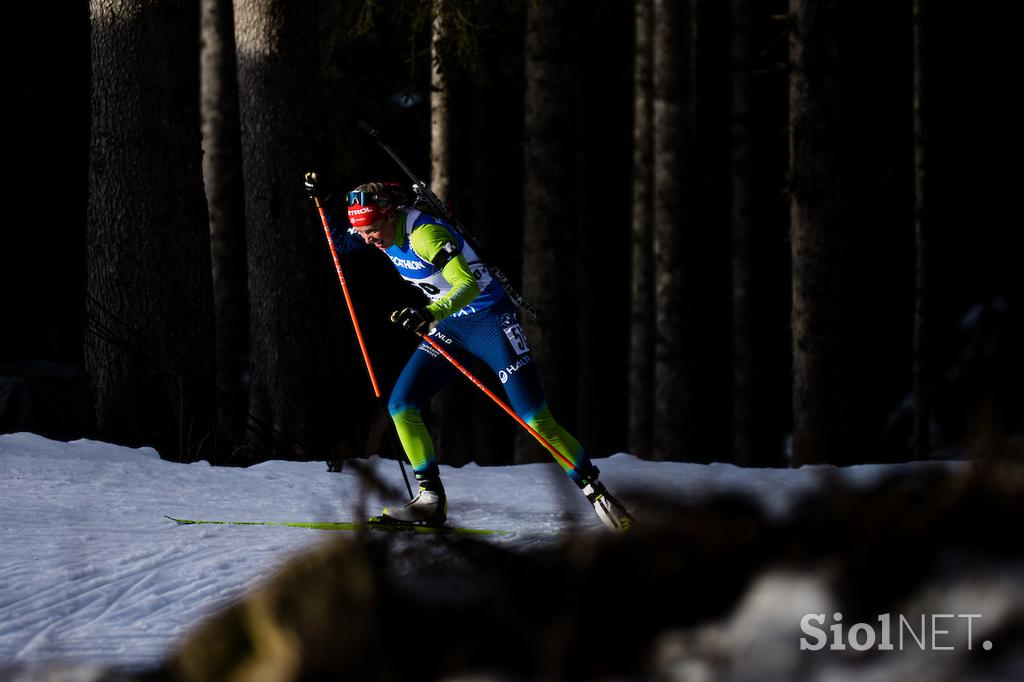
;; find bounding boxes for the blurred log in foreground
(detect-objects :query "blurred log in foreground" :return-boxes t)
[157,460,1024,681]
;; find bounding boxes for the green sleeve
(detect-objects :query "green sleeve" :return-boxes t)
[409,223,481,320]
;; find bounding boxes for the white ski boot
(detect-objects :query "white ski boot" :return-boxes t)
[376,475,447,527]
[583,480,634,532]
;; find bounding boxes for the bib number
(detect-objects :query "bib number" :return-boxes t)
[417,282,441,297]
[504,323,530,356]
[469,261,493,291]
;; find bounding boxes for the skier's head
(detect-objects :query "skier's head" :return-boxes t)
[346,182,399,228]
[347,182,400,249]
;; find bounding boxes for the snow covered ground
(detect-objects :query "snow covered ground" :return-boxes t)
[0,431,960,673]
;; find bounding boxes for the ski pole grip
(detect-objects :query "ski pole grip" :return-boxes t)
[357,120,377,138]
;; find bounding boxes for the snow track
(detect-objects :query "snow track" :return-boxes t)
[0,432,958,669]
[0,433,598,667]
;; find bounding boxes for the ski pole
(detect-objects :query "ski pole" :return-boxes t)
[417,331,579,475]
[357,120,538,321]
[307,174,414,499]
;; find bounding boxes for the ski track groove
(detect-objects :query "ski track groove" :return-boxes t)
[1,539,290,663]
[0,539,275,642]
[16,620,59,660]
[78,570,156,631]
[0,548,181,617]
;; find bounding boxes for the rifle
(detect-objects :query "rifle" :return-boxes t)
[357,120,538,320]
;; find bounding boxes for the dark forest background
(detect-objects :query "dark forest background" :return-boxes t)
[1,0,1020,471]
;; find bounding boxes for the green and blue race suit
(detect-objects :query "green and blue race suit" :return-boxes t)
[330,208,598,486]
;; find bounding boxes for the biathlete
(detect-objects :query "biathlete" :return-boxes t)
[313,180,632,531]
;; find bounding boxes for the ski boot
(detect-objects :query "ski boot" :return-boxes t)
[583,480,634,532]
[373,473,447,527]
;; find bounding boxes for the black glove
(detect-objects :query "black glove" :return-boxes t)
[391,306,433,335]
[304,171,321,201]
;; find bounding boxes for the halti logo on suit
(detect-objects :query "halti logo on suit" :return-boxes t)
[498,355,533,384]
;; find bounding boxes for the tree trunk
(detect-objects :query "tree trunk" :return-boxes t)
[629,0,655,457]
[430,0,451,203]
[427,0,473,468]
[467,88,517,466]
[788,0,850,465]
[912,0,932,459]
[517,0,579,463]
[572,4,633,458]
[201,0,248,448]
[234,0,342,459]
[86,0,215,461]
[652,0,699,460]
[731,0,757,465]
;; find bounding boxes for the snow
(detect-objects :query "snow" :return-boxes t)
[0,431,959,672]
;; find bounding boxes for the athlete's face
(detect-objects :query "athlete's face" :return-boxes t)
[353,217,396,250]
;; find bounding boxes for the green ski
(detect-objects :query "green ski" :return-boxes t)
[165,515,507,536]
